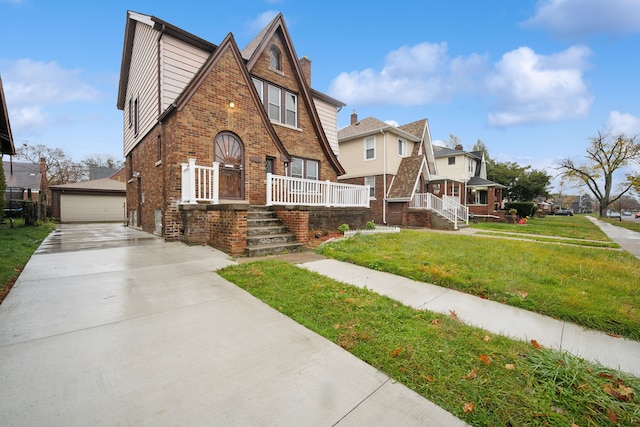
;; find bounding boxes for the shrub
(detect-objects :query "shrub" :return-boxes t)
[365,220,376,230]
[338,223,350,234]
[505,202,535,218]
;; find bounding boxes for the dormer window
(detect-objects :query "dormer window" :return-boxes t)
[269,45,282,71]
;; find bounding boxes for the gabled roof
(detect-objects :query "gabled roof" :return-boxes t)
[467,176,505,188]
[433,146,481,160]
[398,118,427,140]
[168,32,290,162]
[2,161,41,190]
[387,156,426,201]
[242,13,344,174]
[0,75,16,155]
[338,116,420,142]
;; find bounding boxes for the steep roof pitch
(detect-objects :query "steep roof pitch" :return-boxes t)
[242,13,344,175]
[168,32,290,161]
[387,156,426,201]
[0,76,15,155]
[3,161,41,190]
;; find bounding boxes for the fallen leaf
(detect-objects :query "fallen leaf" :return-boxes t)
[462,368,477,380]
[462,402,476,414]
[483,335,491,342]
[598,372,614,380]
[530,339,542,349]
[431,318,440,325]
[479,354,492,365]
[333,323,340,329]
[390,348,403,358]
[423,375,436,382]
[449,310,460,322]
[505,364,515,371]
[606,409,619,423]
[604,383,634,401]
[606,332,622,338]
[515,290,528,299]
[551,406,566,415]
[571,424,580,427]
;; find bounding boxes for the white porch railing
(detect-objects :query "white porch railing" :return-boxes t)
[410,192,468,228]
[181,159,219,204]
[266,173,370,208]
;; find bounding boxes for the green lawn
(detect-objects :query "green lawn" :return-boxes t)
[471,214,611,240]
[0,218,55,295]
[219,261,640,426]
[599,216,640,233]
[316,220,640,340]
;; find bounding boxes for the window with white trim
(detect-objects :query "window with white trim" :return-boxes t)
[289,157,319,180]
[253,78,298,127]
[364,176,376,198]
[365,136,375,160]
[448,156,455,165]
[398,139,407,157]
[268,85,281,122]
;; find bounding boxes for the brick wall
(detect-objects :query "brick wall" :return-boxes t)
[275,209,309,243]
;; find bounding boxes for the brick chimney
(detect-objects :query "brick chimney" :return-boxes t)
[351,110,358,125]
[455,144,464,151]
[299,56,311,86]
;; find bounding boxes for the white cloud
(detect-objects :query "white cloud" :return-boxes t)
[247,10,280,33]
[3,59,100,105]
[606,111,640,136]
[484,45,593,127]
[328,42,488,106]
[523,0,640,38]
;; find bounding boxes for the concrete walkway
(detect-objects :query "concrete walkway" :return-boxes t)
[0,223,467,427]
[586,215,640,259]
[300,218,640,377]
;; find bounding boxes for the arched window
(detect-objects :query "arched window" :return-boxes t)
[269,45,282,71]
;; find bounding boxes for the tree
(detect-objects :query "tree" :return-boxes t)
[558,131,640,217]
[487,161,551,202]
[17,143,87,184]
[471,139,491,162]
[447,134,462,149]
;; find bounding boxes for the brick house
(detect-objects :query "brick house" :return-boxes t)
[116,11,369,255]
[338,113,469,229]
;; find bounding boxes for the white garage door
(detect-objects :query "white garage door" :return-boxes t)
[60,194,126,222]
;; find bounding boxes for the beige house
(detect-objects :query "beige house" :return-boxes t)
[338,113,467,229]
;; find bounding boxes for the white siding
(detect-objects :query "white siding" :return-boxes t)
[313,98,339,158]
[435,155,467,181]
[123,21,160,155]
[160,37,209,111]
[60,194,126,222]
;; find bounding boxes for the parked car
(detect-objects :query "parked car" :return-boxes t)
[609,212,621,218]
[635,212,640,218]
[554,209,573,216]
[622,211,632,216]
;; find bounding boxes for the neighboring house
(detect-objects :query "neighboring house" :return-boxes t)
[338,113,467,229]
[50,178,126,223]
[116,11,369,255]
[0,75,15,156]
[2,159,46,204]
[433,145,504,217]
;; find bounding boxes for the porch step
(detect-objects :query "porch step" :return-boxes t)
[244,206,304,257]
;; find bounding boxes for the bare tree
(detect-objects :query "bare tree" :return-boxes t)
[447,134,461,149]
[17,142,87,184]
[558,132,640,217]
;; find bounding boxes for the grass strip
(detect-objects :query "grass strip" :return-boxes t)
[475,231,621,248]
[316,230,640,340]
[218,261,640,426]
[471,215,611,241]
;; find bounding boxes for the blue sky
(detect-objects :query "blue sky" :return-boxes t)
[1,0,639,191]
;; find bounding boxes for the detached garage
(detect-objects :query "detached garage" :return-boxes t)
[50,178,126,223]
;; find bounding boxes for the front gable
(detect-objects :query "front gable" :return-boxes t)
[243,14,344,177]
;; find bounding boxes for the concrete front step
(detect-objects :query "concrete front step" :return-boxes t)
[247,225,289,237]
[246,233,298,246]
[244,242,305,257]
[247,218,282,227]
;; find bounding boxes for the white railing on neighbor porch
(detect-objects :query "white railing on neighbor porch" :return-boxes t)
[267,173,370,207]
[181,159,219,204]
[410,192,469,228]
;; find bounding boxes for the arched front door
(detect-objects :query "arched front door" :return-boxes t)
[214,132,244,200]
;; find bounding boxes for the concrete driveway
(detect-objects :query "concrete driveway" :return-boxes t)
[0,223,465,426]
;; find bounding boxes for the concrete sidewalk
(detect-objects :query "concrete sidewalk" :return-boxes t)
[0,223,467,427]
[300,220,640,377]
[586,215,640,259]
